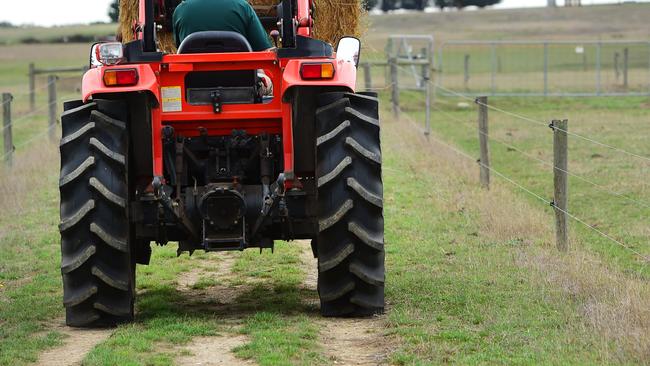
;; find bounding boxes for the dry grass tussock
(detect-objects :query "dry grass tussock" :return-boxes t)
[0,140,59,221]
[385,117,650,363]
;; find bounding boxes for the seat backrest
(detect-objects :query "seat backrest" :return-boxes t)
[178,31,253,54]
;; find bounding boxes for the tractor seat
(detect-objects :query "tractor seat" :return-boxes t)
[177,31,253,54]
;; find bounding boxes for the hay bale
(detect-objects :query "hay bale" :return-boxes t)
[312,0,365,45]
[118,0,178,53]
[118,0,364,54]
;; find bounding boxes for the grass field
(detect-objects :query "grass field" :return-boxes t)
[1,4,649,365]
[0,24,115,45]
[364,3,650,95]
[398,93,650,275]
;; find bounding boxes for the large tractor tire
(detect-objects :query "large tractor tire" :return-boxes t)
[315,92,385,317]
[59,99,135,327]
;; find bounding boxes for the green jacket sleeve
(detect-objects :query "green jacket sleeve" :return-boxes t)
[245,4,272,51]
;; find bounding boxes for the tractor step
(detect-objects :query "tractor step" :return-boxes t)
[203,238,245,252]
[202,219,246,251]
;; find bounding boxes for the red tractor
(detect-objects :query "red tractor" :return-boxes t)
[59,0,384,327]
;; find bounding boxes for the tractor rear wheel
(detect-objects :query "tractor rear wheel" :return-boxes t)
[59,99,135,327]
[315,92,385,317]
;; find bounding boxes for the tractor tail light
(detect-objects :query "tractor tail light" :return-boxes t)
[300,63,335,80]
[103,69,139,87]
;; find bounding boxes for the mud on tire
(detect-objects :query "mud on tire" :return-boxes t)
[59,99,134,327]
[315,92,385,317]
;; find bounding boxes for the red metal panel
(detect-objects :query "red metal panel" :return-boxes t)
[296,0,312,37]
[281,58,356,96]
[82,48,358,182]
[152,106,164,177]
[281,101,294,180]
[81,64,161,103]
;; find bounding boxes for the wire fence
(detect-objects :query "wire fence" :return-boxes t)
[1,73,80,165]
[385,57,650,266]
[437,40,650,97]
[397,102,650,264]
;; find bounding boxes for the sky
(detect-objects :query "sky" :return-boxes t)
[0,0,646,26]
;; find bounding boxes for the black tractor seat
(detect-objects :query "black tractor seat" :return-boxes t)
[177,31,253,54]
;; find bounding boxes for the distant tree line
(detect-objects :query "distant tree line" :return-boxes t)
[365,0,501,11]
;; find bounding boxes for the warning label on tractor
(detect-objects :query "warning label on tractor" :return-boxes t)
[161,86,182,112]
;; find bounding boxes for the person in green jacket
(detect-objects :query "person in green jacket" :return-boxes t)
[173,0,272,51]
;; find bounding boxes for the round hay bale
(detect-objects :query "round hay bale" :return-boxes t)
[118,0,365,54]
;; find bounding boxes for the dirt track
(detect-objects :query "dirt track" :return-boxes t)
[299,246,391,366]
[35,324,112,366]
[34,245,390,365]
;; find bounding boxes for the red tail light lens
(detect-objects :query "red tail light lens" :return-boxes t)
[103,69,139,87]
[300,63,335,80]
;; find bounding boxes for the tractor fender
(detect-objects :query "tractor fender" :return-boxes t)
[81,64,160,103]
[281,59,357,99]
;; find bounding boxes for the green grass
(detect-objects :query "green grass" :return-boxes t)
[0,24,116,45]
[0,167,65,365]
[381,125,604,363]
[1,11,649,363]
[1,93,648,364]
[398,91,650,277]
[80,242,323,366]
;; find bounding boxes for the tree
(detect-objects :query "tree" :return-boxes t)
[108,0,120,23]
[364,0,379,10]
[436,0,501,9]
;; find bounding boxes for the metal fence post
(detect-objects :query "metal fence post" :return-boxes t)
[552,119,569,252]
[2,93,13,167]
[623,47,629,90]
[362,62,372,91]
[390,57,399,119]
[543,42,549,96]
[476,96,490,189]
[29,63,36,111]
[48,75,57,142]
[596,42,602,95]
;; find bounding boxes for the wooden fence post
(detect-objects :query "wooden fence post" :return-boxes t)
[48,75,57,142]
[2,93,13,167]
[476,96,490,189]
[29,63,36,111]
[552,119,569,252]
[623,47,629,90]
[363,62,372,91]
[390,57,399,119]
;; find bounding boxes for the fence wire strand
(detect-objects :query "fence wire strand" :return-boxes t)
[392,63,650,165]
[396,103,649,264]
[1,78,60,106]
[400,87,650,212]
[1,93,78,161]
[480,130,650,211]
